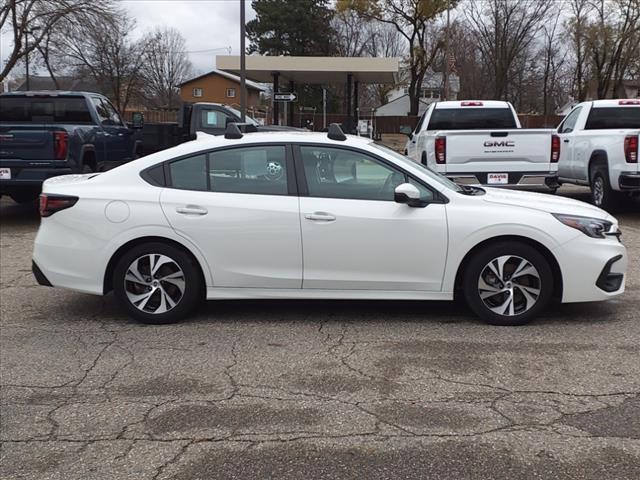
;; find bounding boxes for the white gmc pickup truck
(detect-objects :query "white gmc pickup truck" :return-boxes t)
[556,99,639,211]
[407,101,560,191]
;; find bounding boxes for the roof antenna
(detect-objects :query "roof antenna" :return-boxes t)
[327,123,347,141]
[224,123,243,139]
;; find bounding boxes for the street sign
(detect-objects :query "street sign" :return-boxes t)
[274,92,297,102]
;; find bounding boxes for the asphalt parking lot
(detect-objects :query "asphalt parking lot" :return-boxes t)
[1,187,639,480]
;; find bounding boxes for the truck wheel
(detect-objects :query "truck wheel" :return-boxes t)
[82,164,94,174]
[10,192,40,204]
[463,241,553,326]
[590,164,621,212]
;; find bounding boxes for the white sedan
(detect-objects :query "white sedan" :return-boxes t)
[32,125,627,326]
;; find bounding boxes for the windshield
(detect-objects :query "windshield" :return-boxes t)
[225,107,260,126]
[428,108,517,130]
[585,107,640,129]
[370,143,463,192]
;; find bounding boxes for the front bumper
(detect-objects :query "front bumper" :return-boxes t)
[619,172,640,191]
[32,261,52,287]
[446,172,560,190]
[553,235,627,303]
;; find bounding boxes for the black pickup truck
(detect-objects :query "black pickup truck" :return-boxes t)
[142,102,303,154]
[0,91,143,203]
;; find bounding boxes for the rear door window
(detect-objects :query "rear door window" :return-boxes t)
[427,108,517,130]
[209,146,288,195]
[584,107,640,129]
[0,96,93,123]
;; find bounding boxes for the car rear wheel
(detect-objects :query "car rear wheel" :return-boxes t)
[463,242,554,326]
[113,242,202,324]
[590,163,621,212]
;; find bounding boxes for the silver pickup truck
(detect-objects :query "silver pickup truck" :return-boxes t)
[407,100,560,191]
[556,99,639,211]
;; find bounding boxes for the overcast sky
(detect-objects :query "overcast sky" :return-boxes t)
[1,0,257,79]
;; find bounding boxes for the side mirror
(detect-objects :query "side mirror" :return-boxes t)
[131,112,144,129]
[399,125,413,137]
[394,183,426,207]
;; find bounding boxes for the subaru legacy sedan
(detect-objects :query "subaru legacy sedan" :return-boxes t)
[32,125,627,326]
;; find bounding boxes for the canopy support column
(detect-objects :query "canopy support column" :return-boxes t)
[288,80,295,127]
[272,72,280,125]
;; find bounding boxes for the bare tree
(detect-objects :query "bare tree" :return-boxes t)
[585,0,640,98]
[61,11,148,111]
[332,9,377,57]
[140,27,193,109]
[0,0,114,82]
[465,0,554,100]
[566,0,591,101]
[339,0,455,115]
[540,6,568,114]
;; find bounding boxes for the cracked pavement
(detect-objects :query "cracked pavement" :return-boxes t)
[1,188,639,479]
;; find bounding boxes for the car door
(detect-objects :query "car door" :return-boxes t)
[160,144,302,288]
[295,144,448,291]
[90,96,129,164]
[101,98,134,161]
[556,106,582,179]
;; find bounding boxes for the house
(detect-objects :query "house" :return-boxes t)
[178,69,265,107]
[376,70,460,116]
[375,94,431,117]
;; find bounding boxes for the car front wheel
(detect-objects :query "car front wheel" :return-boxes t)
[113,242,202,324]
[463,242,554,326]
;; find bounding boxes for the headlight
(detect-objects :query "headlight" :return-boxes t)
[552,214,613,239]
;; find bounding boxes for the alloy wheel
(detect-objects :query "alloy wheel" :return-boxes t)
[124,254,185,314]
[592,176,605,206]
[477,255,541,316]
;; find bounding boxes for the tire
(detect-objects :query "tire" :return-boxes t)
[10,192,40,204]
[463,241,554,326]
[590,163,622,212]
[112,242,203,324]
[82,164,94,174]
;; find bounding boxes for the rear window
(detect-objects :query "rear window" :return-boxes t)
[427,108,517,130]
[584,107,640,130]
[0,96,93,124]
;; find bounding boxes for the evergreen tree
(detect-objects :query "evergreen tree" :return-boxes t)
[247,0,337,56]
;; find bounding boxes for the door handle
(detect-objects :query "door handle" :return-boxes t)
[304,212,336,222]
[563,139,570,143]
[176,205,208,216]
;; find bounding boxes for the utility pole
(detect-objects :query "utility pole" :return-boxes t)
[442,0,450,101]
[25,29,30,91]
[322,88,326,129]
[239,0,247,122]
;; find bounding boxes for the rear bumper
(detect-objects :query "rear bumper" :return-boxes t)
[445,172,559,190]
[619,172,640,191]
[0,166,72,193]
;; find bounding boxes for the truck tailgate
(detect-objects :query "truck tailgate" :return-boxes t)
[0,126,56,161]
[442,129,555,172]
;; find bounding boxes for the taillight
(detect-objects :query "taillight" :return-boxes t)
[550,134,561,163]
[624,135,638,163]
[460,101,483,107]
[39,194,78,217]
[53,131,68,160]
[435,136,446,164]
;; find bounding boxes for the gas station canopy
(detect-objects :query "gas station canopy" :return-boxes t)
[216,55,399,84]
